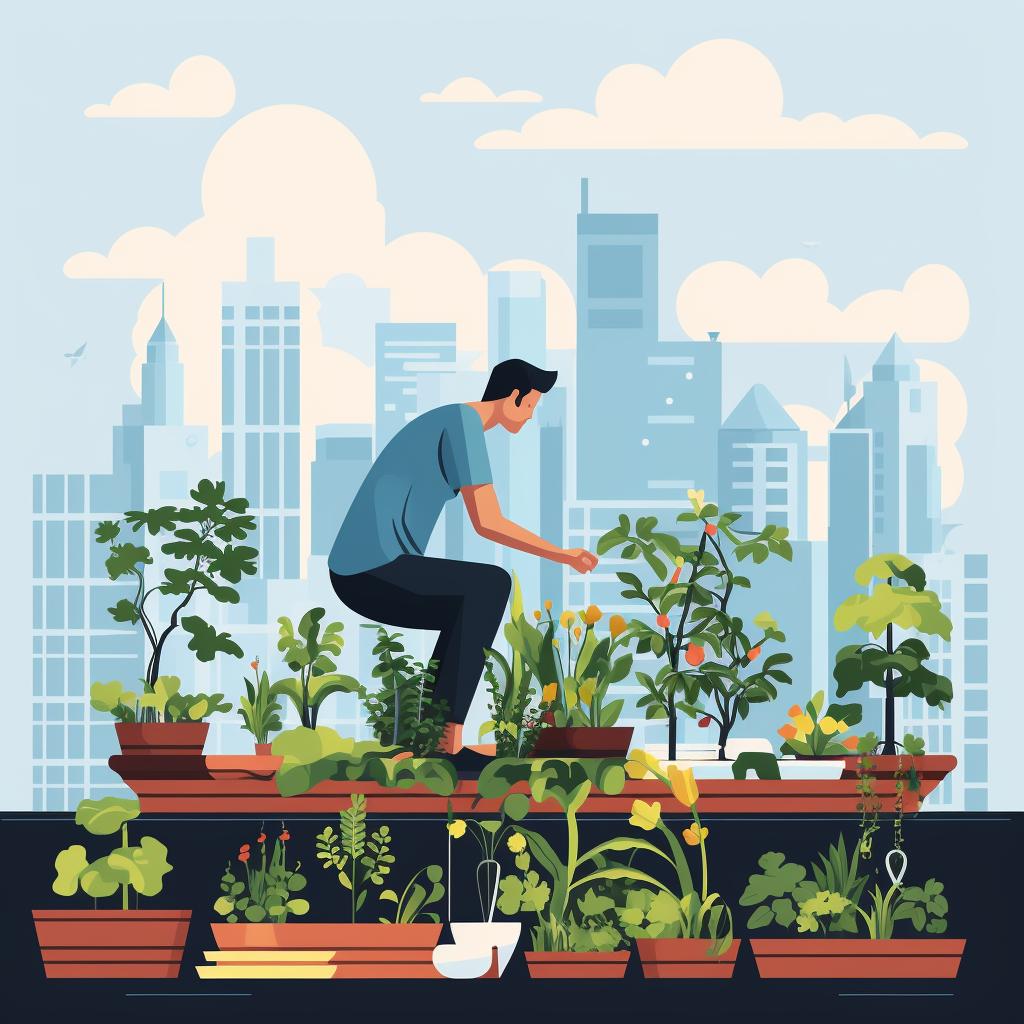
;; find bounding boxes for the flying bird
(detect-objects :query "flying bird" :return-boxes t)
[65,343,87,367]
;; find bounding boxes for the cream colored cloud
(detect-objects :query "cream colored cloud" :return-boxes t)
[489,258,576,348]
[676,261,969,343]
[421,77,541,104]
[477,39,965,150]
[85,55,235,118]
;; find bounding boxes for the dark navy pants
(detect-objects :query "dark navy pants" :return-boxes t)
[330,554,512,723]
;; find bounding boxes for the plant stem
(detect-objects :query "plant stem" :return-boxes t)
[121,822,129,911]
[883,582,897,754]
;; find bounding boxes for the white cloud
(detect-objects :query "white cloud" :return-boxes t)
[85,55,235,118]
[421,77,541,104]
[676,261,969,343]
[476,39,965,150]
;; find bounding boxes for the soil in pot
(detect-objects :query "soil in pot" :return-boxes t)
[530,727,634,758]
[32,909,191,979]
[636,938,740,979]
[115,721,209,757]
[524,950,630,979]
[750,938,966,979]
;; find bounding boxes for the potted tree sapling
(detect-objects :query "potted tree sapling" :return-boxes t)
[599,489,793,763]
[833,554,953,786]
[91,478,254,756]
[32,797,188,978]
[238,656,284,754]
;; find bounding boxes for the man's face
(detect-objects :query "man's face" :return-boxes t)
[500,389,541,433]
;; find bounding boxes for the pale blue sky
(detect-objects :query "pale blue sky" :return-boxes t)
[3,0,1021,805]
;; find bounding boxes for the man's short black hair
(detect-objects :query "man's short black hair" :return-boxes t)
[481,358,558,405]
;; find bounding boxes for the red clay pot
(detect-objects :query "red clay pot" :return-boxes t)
[254,742,273,755]
[750,938,966,978]
[524,950,630,979]
[211,922,444,978]
[635,938,740,978]
[32,909,191,978]
[530,727,634,758]
[115,721,209,757]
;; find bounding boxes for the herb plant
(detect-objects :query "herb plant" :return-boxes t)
[238,657,284,745]
[90,675,232,724]
[214,824,309,923]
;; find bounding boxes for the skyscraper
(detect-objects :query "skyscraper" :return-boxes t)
[374,322,457,454]
[719,384,808,540]
[32,291,211,809]
[310,424,372,557]
[221,238,302,580]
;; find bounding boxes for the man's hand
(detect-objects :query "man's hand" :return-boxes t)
[562,547,598,574]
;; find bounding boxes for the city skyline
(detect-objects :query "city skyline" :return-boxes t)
[8,0,1016,811]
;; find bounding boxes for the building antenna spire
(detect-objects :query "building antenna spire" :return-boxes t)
[161,281,166,319]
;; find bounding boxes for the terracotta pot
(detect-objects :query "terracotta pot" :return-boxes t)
[32,909,191,979]
[210,922,444,979]
[635,938,740,978]
[530,726,634,758]
[254,742,273,755]
[750,938,966,978]
[524,950,630,979]
[115,721,209,757]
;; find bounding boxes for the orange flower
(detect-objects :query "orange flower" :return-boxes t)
[582,604,602,625]
[573,626,582,641]
[778,723,798,740]
[705,523,718,537]
[609,614,627,640]
[239,844,251,853]
[787,704,802,718]
[257,832,266,844]
[746,646,761,662]
[533,610,542,621]
[841,735,860,751]
[280,830,290,842]
[238,851,250,863]
[682,824,709,846]
[250,659,259,671]
[656,613,671,629]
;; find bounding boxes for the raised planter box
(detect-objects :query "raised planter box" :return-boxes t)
[109,754,957,815]
[749,938,966,978]
[200,922,444,979]
[32,909,191,979]
[530,726,634,758]
[524,950,630,979]
[635,938,741,978]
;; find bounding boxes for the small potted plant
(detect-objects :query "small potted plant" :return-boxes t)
[777,690,861,758]
[618,753,738,977]
[741,830,965,977]
[238,657,284,754]
[598,490,793,761]
[93,478,255,757]
[32,797,188,978]
[271,608,360,729]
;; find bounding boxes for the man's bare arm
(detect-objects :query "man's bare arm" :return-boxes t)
[462,484,597,573]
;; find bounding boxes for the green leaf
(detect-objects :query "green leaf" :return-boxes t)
[740,852,807,906]
[74,796,140,836]
[107,836,172,896]
[53,845,89,896]
[181,616,243,662]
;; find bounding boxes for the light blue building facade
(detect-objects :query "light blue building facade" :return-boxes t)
[221,237,302,581]
[311,424,372,558]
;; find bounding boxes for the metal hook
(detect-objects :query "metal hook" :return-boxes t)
[885,848,907,887]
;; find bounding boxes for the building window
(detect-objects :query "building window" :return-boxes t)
[765,488,789,505]
[732,465,753,483]
[33,474,43,513]
[964,789,988,811]
[245,305,259,320]
[765,448,788,463]
[964,743,987,784]
[262,306,280,320]
[245,325,260,346]
[284,306,300,320]
[964,646,988,684]
[222,305,234,320]
[284,325,300,345]
[909,388,922,413]
[965,689,987,712]
[766,466,788,483]
[263,326,280,345]
[964,618,987,641]
[765,511,789,528]
[46,474,64,514]
[222,326,234,345]
[964,554,988,579]
[965,716,987,740]
[964,584,988,613]
[587,244,643,299]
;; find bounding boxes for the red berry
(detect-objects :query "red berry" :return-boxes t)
[656,613,671,630]
[698,715,711,728]
[747,646,761,662]
[685,644,706,667]
[705,523,718,536]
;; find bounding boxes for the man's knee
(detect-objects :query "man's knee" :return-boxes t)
[467,562,511,606]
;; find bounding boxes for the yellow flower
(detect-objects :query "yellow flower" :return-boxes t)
[447,819,467,839]
[682,824,709,846]
[544,599,553,611]
[668,765,699,808]
[625,748,663,780]
[507,833,527,854]
[837,720,848,733]
[609,614,627,640]
[552,638,559,648]
[629,799,662,831]
[582,604,602,625]
[542,682,558,705]
[578,679,596,705]
[819,716,839,736]
[533,609,542,621]
[687,488,705,506]
[793,713,814,736]
[560,610,576,629]
[573,626,582,641]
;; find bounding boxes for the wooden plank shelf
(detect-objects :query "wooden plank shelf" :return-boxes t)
[108,754,956,815]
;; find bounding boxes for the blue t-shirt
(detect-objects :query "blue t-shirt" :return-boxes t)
[328,404,492,575]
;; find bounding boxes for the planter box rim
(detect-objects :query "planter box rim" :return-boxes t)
[33,908,192,920]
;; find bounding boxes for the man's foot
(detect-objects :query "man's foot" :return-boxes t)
[447,746,496,778]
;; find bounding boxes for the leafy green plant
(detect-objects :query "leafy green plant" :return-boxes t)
[480,574,545,756]
[858,878,948,938]
[214,824,309,923]
[618,751,734,954]
[446,807,523,921]
[315,794,444,924]
[361,627,449,755]
[90,675,231,724]
[833,553,953,754]
[272,608,360,729]
[93,479,256,717]
[52,797,172,911]
[777,690,862,757]
[598,489,793,759]
[237,656,284,745]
